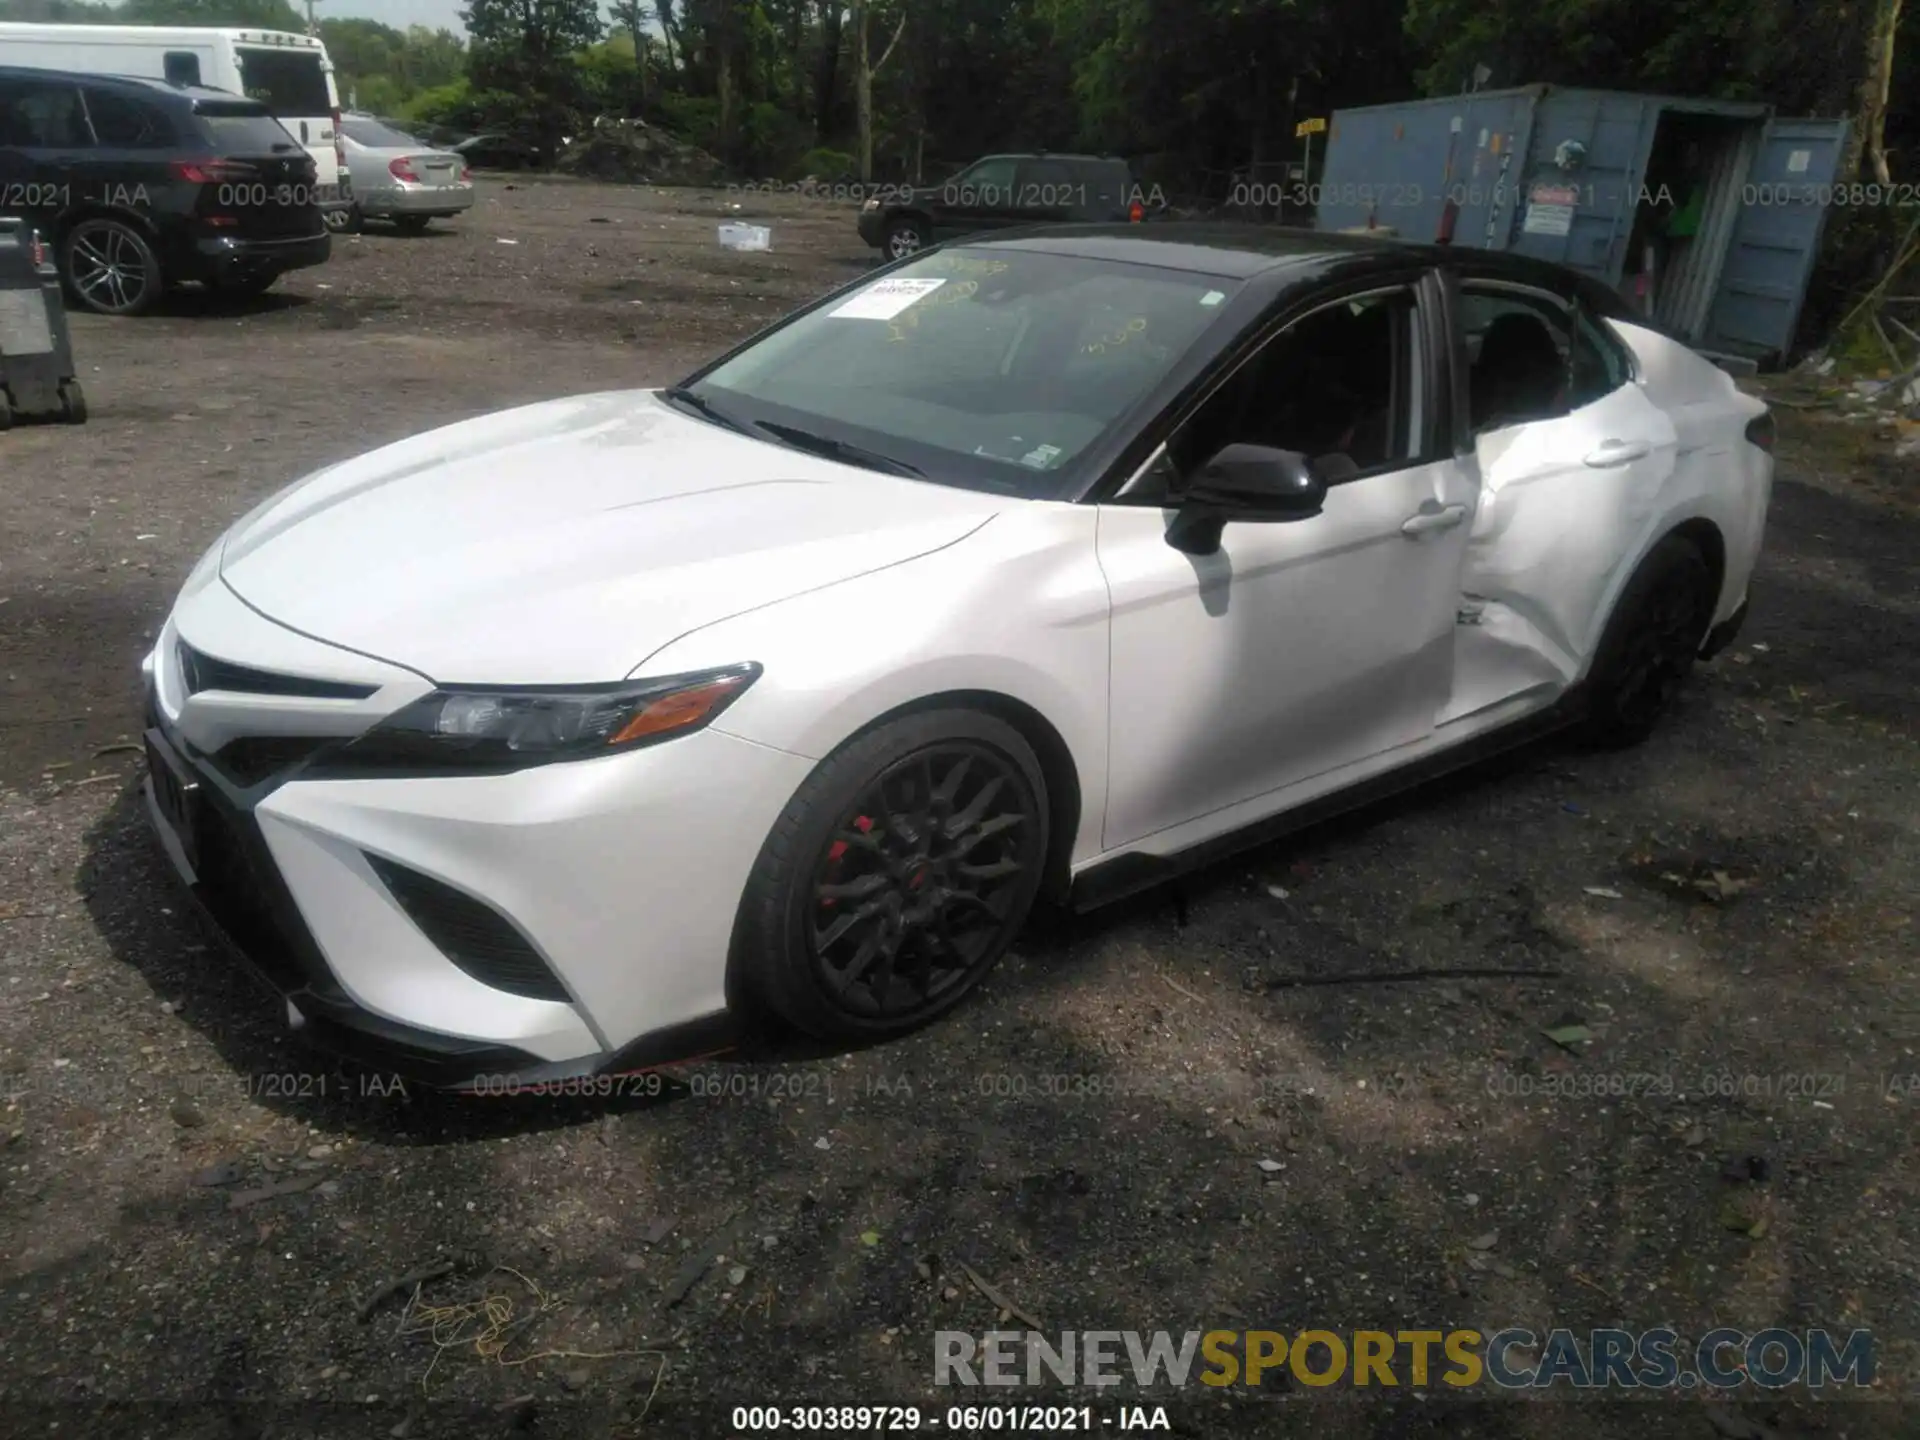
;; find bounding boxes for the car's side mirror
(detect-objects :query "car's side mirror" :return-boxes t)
[1164,443,1329,556]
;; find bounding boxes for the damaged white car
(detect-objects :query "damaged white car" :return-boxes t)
[142,227,1772,1087]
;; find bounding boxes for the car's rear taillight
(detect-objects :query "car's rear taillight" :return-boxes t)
[390,157,421,183]
[28,228,46,268]
[172,159,256,183]
[1745,411,1775,452]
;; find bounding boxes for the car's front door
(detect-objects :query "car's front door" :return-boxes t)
[929,155,1021,240]
[1095,273,1479,850]
[1440,275,1681,725]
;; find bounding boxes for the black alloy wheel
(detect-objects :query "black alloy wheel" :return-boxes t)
[739,710,1049,1041]
[1581,535,1714,748]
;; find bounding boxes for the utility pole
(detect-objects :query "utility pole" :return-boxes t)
[304,0,326,37]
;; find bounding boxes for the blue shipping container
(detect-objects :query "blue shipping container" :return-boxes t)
[1312,84,1849,363]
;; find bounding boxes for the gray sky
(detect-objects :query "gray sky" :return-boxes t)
[319,2,629,35]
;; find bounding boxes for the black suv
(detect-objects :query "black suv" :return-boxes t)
[0,66,331,315]
[856,152,1151,260]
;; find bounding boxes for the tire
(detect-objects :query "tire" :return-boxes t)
[62,218,163,316]
[0,390,12,431]
[882,216,929,260]
[736,709,1050,1043]
[1578,534,1715,749]
[325,205,364,234]
[392,214,432,234]
[58,379,86,425]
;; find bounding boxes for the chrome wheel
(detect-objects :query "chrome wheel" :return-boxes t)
[64,220,160,316]
[884,221,926,259]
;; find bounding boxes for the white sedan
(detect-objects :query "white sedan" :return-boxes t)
[141,227,1773,1087]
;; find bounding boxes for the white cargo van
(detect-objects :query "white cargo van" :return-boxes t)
[0,24,346,209]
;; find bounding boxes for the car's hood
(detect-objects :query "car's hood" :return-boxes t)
[218,390,1006,684]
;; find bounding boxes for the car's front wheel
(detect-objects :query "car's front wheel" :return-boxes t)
[737,709,1049,1042]
[1580,533,1715,748]
[883,216,929,260]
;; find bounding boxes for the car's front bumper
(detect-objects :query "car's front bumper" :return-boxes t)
[856,208,886,246]
[140,606,810,1089]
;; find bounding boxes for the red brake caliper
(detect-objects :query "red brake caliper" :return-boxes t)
[820,815,874,908]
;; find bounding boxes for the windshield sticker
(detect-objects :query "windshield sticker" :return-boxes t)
[1021,443,1063,469]
[831,277,948,320]
[1201,290,1226,306]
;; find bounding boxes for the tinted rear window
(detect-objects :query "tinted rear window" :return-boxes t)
[342,118,420,148]
[194,104,302,153]
[233,46,331,115]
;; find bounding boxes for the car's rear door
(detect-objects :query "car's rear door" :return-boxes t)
[0,76,92,237]
[1011,156,1079,225]
[1443,271,1681,724]
[1095,270,1479,850]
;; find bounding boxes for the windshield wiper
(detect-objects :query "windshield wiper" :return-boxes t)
[752,420,926,478]
[659,385,752,435]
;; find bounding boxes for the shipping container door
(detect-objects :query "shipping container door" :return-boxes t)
[1314,91,1533,245]
[1700,118,1850,360]
[1508,90,1658,282]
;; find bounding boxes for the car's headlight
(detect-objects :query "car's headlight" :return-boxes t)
[862,197,881,211]
[323,664,760,774]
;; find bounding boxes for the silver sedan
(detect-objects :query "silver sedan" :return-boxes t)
[331,116,475,234]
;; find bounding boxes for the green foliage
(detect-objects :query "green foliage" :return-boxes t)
[800,145,856,179]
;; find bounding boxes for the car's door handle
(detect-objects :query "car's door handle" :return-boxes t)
[1584,438,1652,467]
[1401,502,1468,536]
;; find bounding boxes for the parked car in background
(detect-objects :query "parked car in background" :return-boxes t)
[0,23,348,222]
[332,114,472,233]
[0,66,330,314]
[856,152,1152,259]
[452,132,536,171]
[139,228,1770,1086]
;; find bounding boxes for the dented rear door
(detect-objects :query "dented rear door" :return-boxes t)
[1443,292,1679,725]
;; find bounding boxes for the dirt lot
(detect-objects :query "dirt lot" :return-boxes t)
[0,178,1916,1439]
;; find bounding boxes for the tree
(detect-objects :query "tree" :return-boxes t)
[461,0,605,158]
[1851,0,1904,183]
[850,0,904,180]
[608,0,653,112]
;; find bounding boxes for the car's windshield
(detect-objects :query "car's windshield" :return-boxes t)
[343,118,421,148]
[683,247,1242,497]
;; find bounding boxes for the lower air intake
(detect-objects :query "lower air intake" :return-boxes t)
[364,855,571,1002]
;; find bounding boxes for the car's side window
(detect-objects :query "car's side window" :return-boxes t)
[1015,158,1073,199]
[1460,284,1633,433]
[3,83,92,149]
[85,90,176,149]
[164,52,203,87]
[952,157,1016,199]
[1164,285,1424,485]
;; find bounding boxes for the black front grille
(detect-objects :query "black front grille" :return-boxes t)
[190,799,331,995]
[211,736,336,788]
[178,640,377,701]
[365,856,571,1002]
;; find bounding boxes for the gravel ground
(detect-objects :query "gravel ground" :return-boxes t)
[0,179,1916,1440]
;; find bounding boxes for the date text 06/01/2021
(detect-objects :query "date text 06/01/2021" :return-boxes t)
[727,1403,1171,1431]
